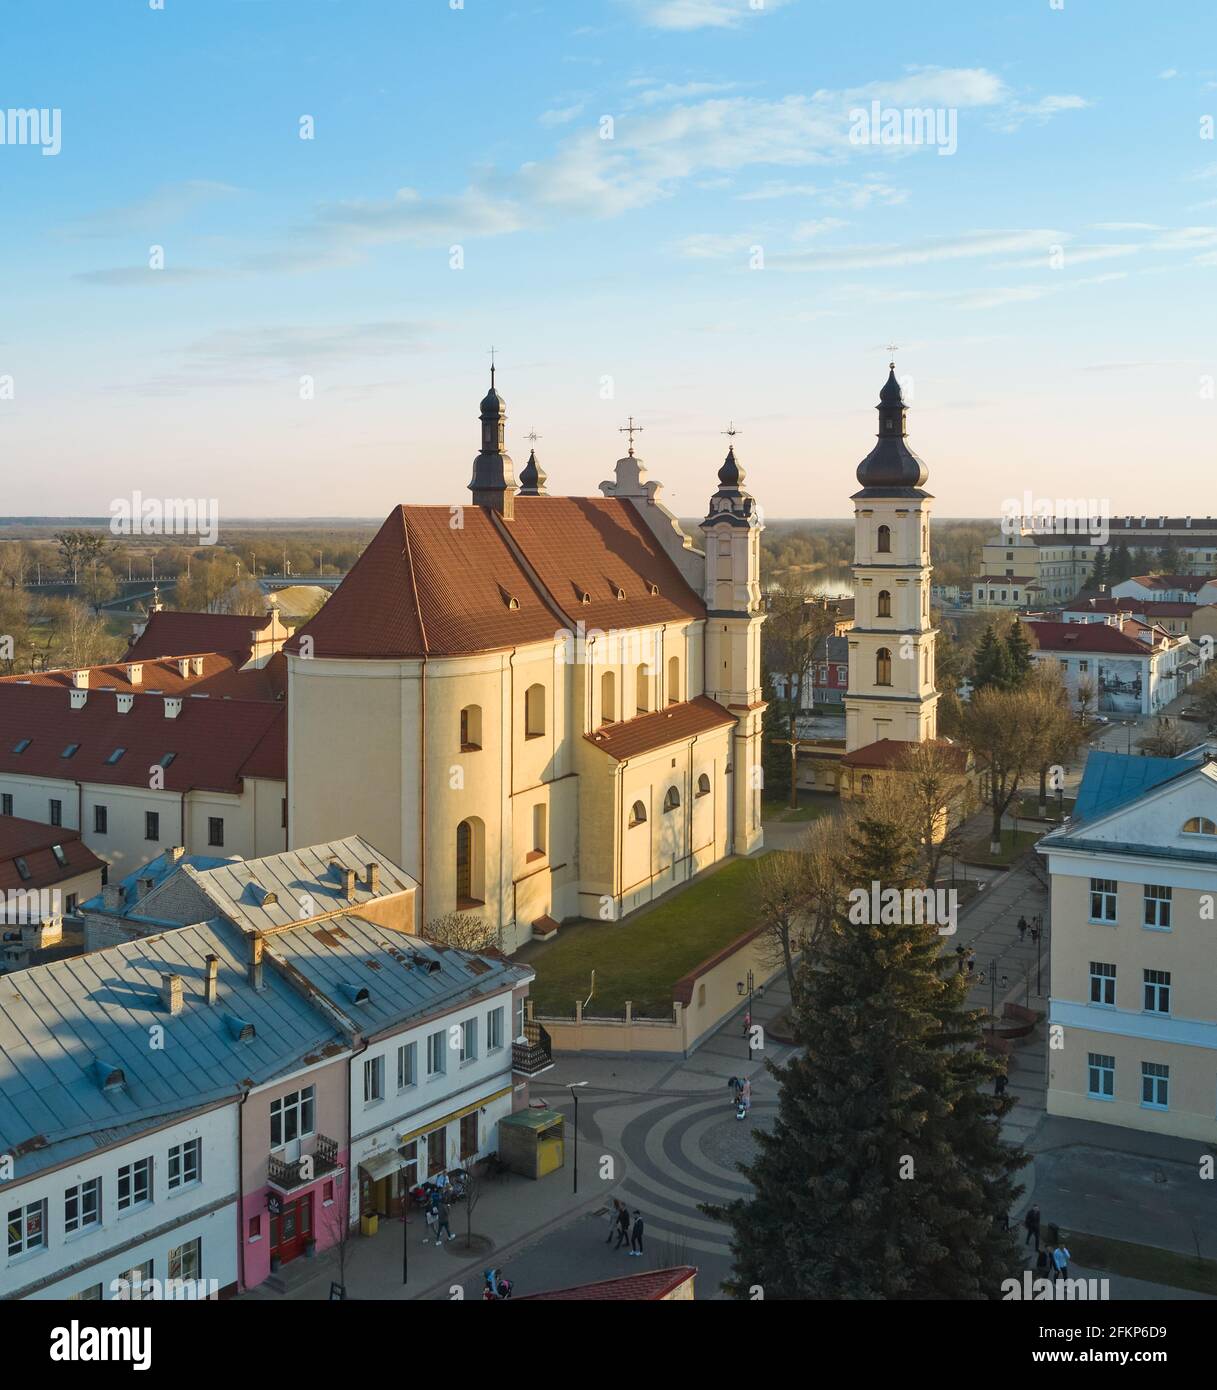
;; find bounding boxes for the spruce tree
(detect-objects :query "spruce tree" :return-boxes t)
[1110,540,1131,582]
[706,812,1025,1299]
[1004,620,1033,687]
[970,625,1013,693]
[1089,548,1108,589]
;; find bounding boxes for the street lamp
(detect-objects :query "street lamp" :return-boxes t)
[568,1082,588,1195]
[737,970,755,1061]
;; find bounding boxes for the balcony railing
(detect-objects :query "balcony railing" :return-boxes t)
[512,1019,555,1076]
[267,1133,341,1192]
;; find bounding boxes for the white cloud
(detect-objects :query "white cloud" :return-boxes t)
[765,228,1063,272]
[628,79,742,106]
[625,0,795,31]
[791,216,849,240]
[994,94,1090,132]
[1159,68,1179,79]
[61,181,239,239]
[539,102,586,127]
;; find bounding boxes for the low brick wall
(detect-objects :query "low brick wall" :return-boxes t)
[536,927,787,1057]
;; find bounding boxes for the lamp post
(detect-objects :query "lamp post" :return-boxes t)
[737,971,755,1061]
[568,1082,588,1195]
[400,1166,409,1287]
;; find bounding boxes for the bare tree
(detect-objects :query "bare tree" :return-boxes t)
[958,683,1061,855]
[1032,668,1084,816]
[762,583,835,809]
[1075,676,1096,727]
[754,823,841,1004]
[1137,717,1191,758]
[424,910,499,952]
[891,740,976,885]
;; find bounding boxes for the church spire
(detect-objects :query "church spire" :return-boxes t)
[469,364,516,518]
[854,363,928,495]
[704,423,756,525]
[518,430,548,496]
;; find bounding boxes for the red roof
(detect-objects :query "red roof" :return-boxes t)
[287,497,706,661]
[125,609,281,662]
[584,696,736,761]
[0,816,104,894]
[1125,574,1210,592]
[1027,620,1158,655]
[0,685,286,792]
[841,737,967,770]
[514,1266,697,1301]
[0,650,284,702]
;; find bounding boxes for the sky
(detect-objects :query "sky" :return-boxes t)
[0,0,1213,520]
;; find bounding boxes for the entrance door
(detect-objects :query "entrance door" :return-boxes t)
[273,1193,312,1264]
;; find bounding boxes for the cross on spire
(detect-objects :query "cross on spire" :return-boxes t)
[722,422,742,440]
[885,342,899,368]
[488,345,497,388]
[619,415,644,457]
[526,427,542,446]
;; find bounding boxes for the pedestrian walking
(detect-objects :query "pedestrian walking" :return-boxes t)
[955,944,966,974]
[728,1076,742,1107]
[434,1196,455,1245]
[966,947,976,976]
[740,1077,752,1113]
[614,1201,631,1249]
[629,1209,645,1256]
[1017,915,1028,942]
[994,1069,1008,1098]
[1030,919,1041,946]
[1052,1243,1070,1281]
[1023,1203,1041,1251]
[605,1199,621,1244]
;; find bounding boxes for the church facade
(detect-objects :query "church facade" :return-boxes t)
[287,375,765,951]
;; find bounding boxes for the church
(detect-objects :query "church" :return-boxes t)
[286,372,766,952]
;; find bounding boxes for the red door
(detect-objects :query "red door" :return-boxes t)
[272,1193,312,1264]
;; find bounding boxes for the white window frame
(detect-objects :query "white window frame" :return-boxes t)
[7,1198,47,1257]
[1143,884,1172,930]
[397,1041,417,1091]
[168,1236,202,1285]
[167,1138,201,1191]
[1143,969,1171,1014]
[1087,1053,1115,1100]
[1089,877,1118,924]
[426,1029,446,1078]
[117,1156,153,1211]
[1088,961,1116,1008]
[363,1055,384,1105]
[487,1006,504,1052]
[64,1176,102,1234]
[270,1086,316,1148]
[1141,1061,1169,1110]
[460,1017,478,1064]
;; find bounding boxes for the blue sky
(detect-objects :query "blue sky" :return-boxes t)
[0,0,1213,518]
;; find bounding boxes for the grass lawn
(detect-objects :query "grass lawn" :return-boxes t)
[959,828,1041,867]
[523,854,777,1019]
[761,791,837,824]
[1063,1231,1217,1297]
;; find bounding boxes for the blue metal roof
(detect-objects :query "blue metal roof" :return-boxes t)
[79,848,236,914]
[1071,750,1189,824]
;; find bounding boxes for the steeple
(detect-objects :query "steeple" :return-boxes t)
[703,425,757,526]
[469,366,516,518]
[854,363,929,495]
[517,446,548,497]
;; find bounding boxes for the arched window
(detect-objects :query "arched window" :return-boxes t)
[635,665,649,716]
[1183,816,1217,836]
[696,772,711,798]
[876,647,892,686]
[601,670,616,724]
[667,655,680,706]
[663,786,681,813]
[877,589,891,617]
[628,800,647,828]
[460,705,482,751]
[877,524,891,554]
[456,818,485,906]
[524,683,545,738]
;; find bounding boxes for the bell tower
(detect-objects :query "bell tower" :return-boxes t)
[700,429,766,854]
[845,365,938,753]
[468,357,517,518]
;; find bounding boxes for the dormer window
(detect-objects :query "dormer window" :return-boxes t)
[12,739,30,754]
[106,747,126,765]
[1182,816,1216,836]
[61,743,80,758]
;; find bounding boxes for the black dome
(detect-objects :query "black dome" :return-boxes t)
[855,367,929,492]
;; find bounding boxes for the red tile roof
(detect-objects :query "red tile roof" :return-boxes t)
[1027,620,1159,655]
[514,1265,697,1301]
[0,651,284,702]
[0,685,286,792]
[841,737,967,770]
[0,817,104,894]
[584,696,735,761]
[287,497,706,660]
[124,609,282,662]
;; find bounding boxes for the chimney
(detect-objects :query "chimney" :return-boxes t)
[249,935,264,992]
[167,845,186,864]
[204,953,219,1006]
[164,697,183,719]
[102,884,124,912]
[342,866,357,898]
[159,973,184,1015]
[128,663,143,685]
[70,688,88,710]
[191,657,204,676]
[177,658,190,678]
[117,692,134,714]
[72,669,89,690]
[366,862,381,893]
[136,876,155,901]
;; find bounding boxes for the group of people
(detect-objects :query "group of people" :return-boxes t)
[605,1199,645,1255]
[729,1076,752,1119]
[1022,1204,1071,1280]
[1017,914,1043,944]
[424,1191,456,1246]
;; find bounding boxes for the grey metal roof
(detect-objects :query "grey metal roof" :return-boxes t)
[0,916,346,1181]
[80,849,236,915]
[187,835,416,933]
[263,915,532,1038]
